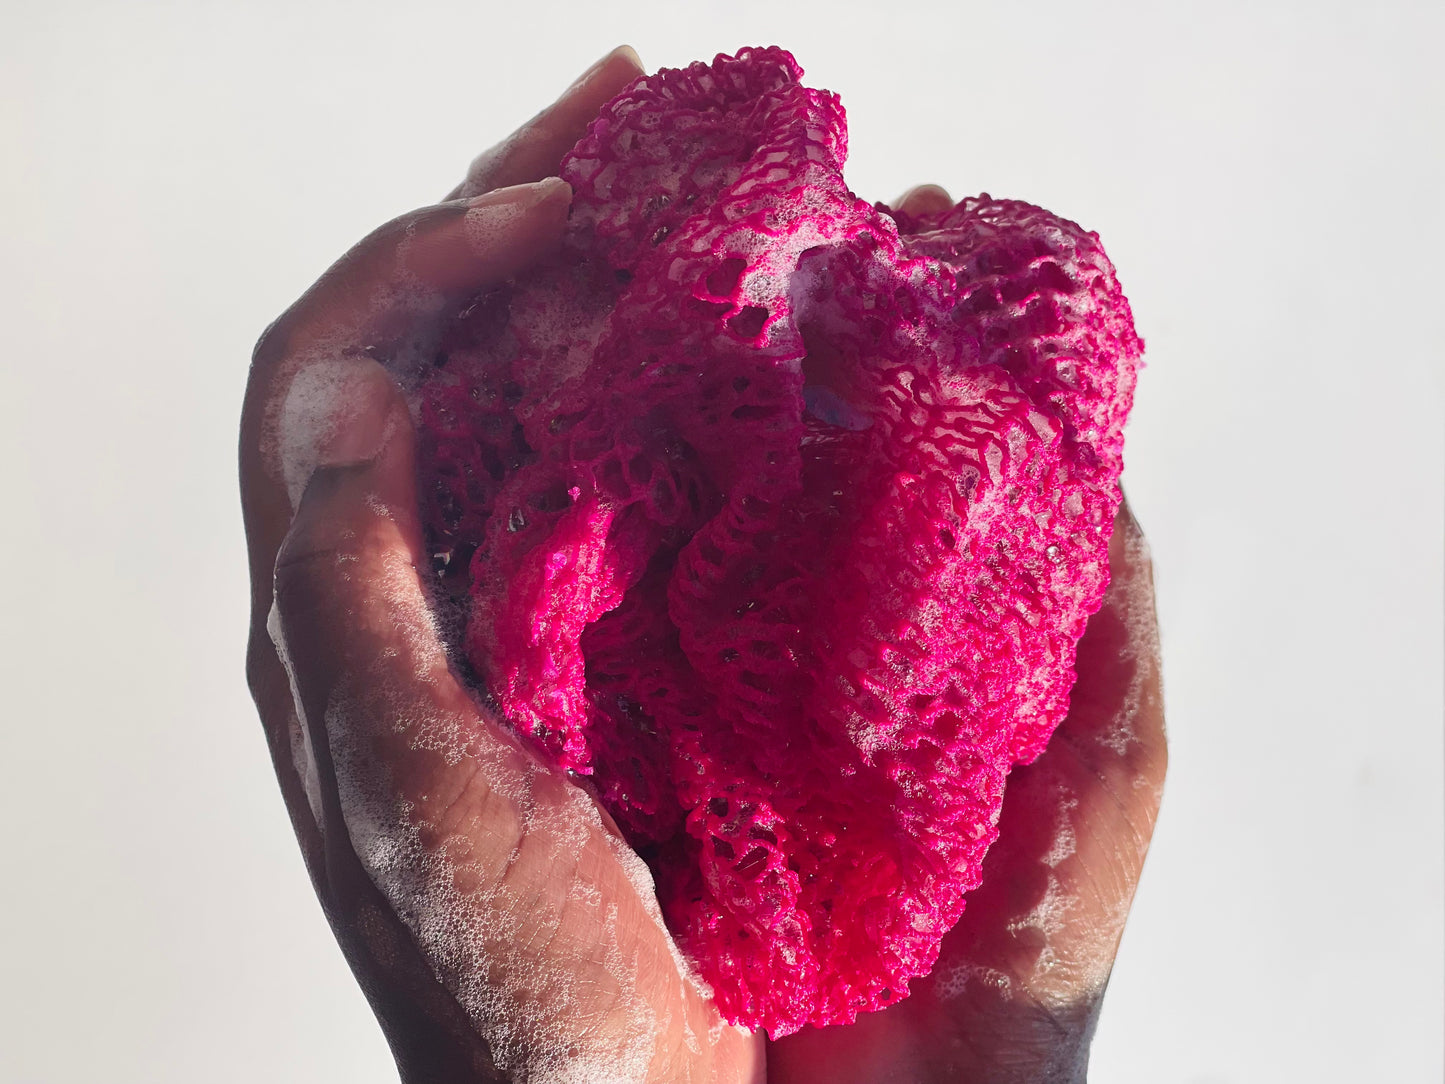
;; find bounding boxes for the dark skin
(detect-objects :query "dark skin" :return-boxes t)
[241,46,1166,1083]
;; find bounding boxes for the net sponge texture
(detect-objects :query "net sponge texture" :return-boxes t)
[415,46,1142,1037]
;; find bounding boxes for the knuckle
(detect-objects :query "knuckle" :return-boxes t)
[251,308,299,372]
[245,627,278,704]
[273,542,349,605]
[271,533,355,627]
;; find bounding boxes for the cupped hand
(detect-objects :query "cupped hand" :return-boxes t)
[241,48,1165,1084]
[242,46,763,1084]
[767,433,1167,1080]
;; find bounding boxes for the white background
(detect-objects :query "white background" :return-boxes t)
[2,1,1441,1081]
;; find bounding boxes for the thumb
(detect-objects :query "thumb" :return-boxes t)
[271,356,565,911]
[268,360,740,1082]
[272,357,493,856]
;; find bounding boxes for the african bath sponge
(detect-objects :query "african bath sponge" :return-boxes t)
[414,46,1142,1037]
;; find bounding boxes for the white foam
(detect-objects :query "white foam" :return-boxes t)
[257,263,452,512]
[1094,523,1163,759]
[604,829,715,1005]
[277,359,360,508]
[1005,783,1080,959]
[325,697,658,1081]
[1042,791,1080,869]
[266,599,325,832]
[266,526,744,1081]
[932,959,1014,1001]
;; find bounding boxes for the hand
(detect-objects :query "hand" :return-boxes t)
[775,177,1172,1084]
[241,46,764,1084]
[767,442,1168,1082]
[241,50,1166,1084]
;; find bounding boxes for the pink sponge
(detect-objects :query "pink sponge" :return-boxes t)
[415,46,1142,1037]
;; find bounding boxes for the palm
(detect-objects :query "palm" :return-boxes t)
[242,47,1163,1084]
[767,510,1165,1083]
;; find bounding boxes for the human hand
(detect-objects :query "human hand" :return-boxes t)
[241,46,764,1084]
[758,184,1168,1071]
[767,467,1167,1082]
[763,182,1169,1074]
[241,50,1165,1084]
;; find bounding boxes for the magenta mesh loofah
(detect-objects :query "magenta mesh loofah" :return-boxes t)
[414,46,1143,1037]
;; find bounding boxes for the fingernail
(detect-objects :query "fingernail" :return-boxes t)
[279,359,401,509]
[465,175,571,211]
[560,45,643,102]
[895,184,953,214]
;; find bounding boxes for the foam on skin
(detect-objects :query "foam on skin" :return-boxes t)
[414,47,1143,1036]
[269,517,724,1082]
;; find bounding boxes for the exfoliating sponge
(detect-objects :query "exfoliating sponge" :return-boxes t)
[414,46,1142,1037]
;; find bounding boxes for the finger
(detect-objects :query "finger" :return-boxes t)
[446,44,645,201]
[272,360,535,882]
[766,501,1165,1083]
[240,178,570,912]
[891,183,954,217]
[269,364,753,1080]
[929,496,1167,1006]
[1054,496,1168,818]
[257,177,571,369]
[244,177,571,650]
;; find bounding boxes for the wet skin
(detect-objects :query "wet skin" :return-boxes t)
[241,46,1166,1084]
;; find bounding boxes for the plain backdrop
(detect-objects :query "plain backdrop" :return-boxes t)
[1,1,1441,1081]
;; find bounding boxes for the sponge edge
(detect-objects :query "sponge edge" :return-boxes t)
[413,46,1142,1037]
